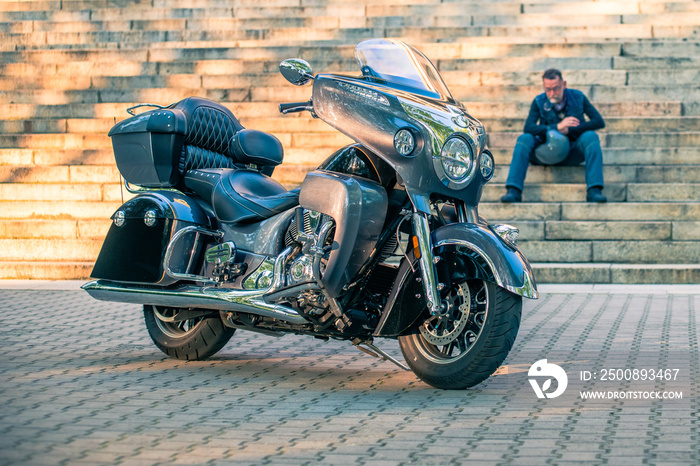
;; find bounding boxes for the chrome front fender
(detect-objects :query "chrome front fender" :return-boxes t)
[432,222,539,299]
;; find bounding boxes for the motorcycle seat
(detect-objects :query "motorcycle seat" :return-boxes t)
[184,168,299,224]
[172,97,281,176]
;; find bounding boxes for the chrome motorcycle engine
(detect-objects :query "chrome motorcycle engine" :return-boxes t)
[284,208,334,287]
[289,255,314,285]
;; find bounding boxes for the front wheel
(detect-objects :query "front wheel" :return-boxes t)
[144,305,235,361]
[398,279,521,389]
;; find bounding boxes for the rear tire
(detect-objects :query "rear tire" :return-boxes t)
[398,279,521,389]
[144,305,235,361]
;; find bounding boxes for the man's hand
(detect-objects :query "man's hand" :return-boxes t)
[557,116,580,135]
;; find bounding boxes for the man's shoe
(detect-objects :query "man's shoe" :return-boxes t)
[501,187,522,203]
[586,187,607,203]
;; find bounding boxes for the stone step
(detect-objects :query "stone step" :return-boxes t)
[523,1,700,15]
[388,24,698,41]
[518,240,700,264]
[453,85,700,103]
[532,263,700,285]
[494,219,700,242]
[0,218,110,239]
[483,183,628,203]
[0,101,684,122]
[481,117,700,133]
[6,11,697,31]
[479,202,700,221]
[5,38,700,65]
[627,183,700,202]
[613,56,700,70]
[7,114,691,136]
[542,220,700,241]
[0,134,112,150]
[461,101,683,118]
[0,165,120,183]
[274,161,700,185]
[490,165,700,184]
[488,132,700,149]
[2,23,675,45]
[14,68,695,93]
[0,261,94,280]
[492,147,700,166]
[0,70,630,90]
[0,149,114,166]
[0,59,309,78]
[3,85,699,108]
[0,182,132,202]
[0,238,102,261]
[0,201,120,219]
[6,130,698,154]
[1,28,388,51]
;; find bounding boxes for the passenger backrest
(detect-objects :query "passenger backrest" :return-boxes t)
[173,97,243,174]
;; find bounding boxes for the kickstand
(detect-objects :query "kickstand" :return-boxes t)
[353,339,410,371]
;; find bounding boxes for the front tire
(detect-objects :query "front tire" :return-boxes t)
[398,279,521,389]
[144,305,235,361]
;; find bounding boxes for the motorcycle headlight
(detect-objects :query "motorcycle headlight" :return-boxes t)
[440,137,473,182]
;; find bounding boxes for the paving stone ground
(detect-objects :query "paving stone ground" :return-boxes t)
[0,286,698,465]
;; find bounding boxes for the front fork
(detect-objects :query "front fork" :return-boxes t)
[412,202,478,315]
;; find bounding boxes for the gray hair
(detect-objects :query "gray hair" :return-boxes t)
[542,69,563,81]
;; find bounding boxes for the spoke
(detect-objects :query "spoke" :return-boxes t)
[456,334,467,354]
[441,343,454,357]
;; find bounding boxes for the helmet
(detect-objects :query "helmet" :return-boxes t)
[535,130,570,164]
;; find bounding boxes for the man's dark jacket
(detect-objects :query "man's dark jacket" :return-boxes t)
[524,88,605,143]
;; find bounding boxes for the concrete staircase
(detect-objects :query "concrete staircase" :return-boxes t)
[1,0,699,283]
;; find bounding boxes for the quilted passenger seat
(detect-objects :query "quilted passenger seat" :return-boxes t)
[184,169,300,224]
[173,96,242,174]
[174,96,299,224]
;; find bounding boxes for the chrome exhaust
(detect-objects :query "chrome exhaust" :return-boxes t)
[82,245,308,325]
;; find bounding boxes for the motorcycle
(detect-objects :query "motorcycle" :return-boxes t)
[83,39,538,390]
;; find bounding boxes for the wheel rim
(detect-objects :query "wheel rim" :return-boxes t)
[152,306,203,339]
[415,279,489,364]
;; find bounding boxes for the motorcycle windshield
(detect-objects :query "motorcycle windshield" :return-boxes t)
[354,39,454,102]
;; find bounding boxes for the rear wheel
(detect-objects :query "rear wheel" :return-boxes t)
[144,305,235,361]
[398,279,521,389]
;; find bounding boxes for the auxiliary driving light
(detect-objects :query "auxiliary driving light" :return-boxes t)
[480,150,494,180]
[394,128,415,156]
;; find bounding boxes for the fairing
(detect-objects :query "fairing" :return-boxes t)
[312,39,487,212]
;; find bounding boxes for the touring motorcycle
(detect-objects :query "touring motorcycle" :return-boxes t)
[83,39,538,390]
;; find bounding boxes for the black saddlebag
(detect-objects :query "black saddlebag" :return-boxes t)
[91,192,212,285]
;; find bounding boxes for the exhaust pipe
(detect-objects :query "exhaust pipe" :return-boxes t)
[82,245,308,325]
[82,280,308,325]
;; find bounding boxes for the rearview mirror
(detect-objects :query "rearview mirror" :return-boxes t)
[279,59,314,86]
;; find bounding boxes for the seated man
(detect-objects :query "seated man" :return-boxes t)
[501,68,607,203]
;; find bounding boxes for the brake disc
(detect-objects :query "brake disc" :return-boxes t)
[419,282,471,345]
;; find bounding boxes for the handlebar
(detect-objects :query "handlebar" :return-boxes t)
[279,100,313,114]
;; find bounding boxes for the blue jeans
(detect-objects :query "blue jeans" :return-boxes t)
[505,131,604,191]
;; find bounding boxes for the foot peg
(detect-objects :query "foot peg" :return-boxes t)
[205,242,247,283]
[353,339,410,371]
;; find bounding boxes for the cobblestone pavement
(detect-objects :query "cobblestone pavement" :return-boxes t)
[0,286,698,465]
